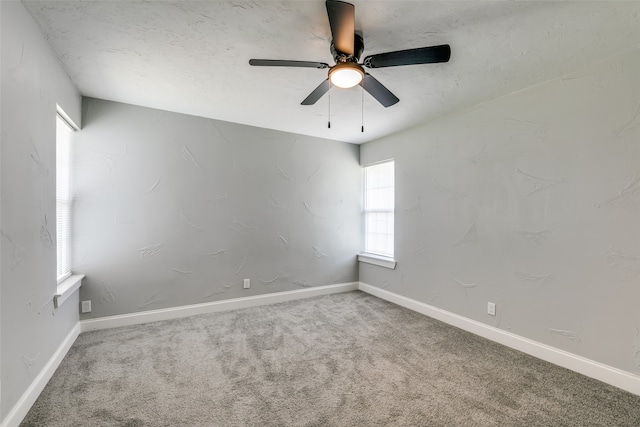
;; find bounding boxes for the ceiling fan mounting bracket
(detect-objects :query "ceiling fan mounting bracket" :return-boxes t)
[331,33,364,64]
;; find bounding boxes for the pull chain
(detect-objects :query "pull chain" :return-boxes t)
[361,84,364,133]
[328,82,331,129]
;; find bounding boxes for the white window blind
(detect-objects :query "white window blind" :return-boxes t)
[364,161,394,258]
[56,114,73,283]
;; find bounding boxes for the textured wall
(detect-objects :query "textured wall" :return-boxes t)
[0,1,82,421]
[360,49,640,375]
[74,98,360,319]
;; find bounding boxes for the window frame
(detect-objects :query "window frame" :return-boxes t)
[56,109,76,284]
[361,160,395,264]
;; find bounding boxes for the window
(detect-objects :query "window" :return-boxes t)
[363,160,394,258]
[56,113,74,283]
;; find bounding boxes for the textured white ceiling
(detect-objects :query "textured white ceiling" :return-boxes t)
[23,1,640,144]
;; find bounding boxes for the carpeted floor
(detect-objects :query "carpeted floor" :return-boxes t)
[21,291,640,426]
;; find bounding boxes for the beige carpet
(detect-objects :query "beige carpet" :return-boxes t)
[21,291,640,426]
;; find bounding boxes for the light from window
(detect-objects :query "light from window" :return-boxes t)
[56,114,73,283]
[363,161,394,258]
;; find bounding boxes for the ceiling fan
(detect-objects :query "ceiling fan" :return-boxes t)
[249,0,451,108]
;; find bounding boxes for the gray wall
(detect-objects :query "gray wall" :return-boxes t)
[74,98,360,319]
[360,49,640,375]
[1,1,82,420]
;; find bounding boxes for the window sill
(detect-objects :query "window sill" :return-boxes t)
[358,253,397,270]
[54,274,85,308]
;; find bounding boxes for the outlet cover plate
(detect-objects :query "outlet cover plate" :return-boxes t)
[487,302,496,316]
[81,300,92,313]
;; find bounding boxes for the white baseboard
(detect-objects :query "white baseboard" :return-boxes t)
[1,323,81,427]
[358,282,640,397]
[81,282,359,332]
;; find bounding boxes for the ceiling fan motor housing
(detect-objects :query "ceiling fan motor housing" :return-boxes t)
[331,33,364,63]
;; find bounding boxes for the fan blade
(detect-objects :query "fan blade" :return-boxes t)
[363,45,451,69]
[361,73,399,108]
[326,1,355,56]
[301,79,331,105]
[249,59,329,69]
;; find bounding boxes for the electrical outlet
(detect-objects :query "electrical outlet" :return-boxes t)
[81,300,92,313]
[487,302,496,316]
[243,279,250,289]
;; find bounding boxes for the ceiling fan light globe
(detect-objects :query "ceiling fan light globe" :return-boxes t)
[329,63,364,88]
